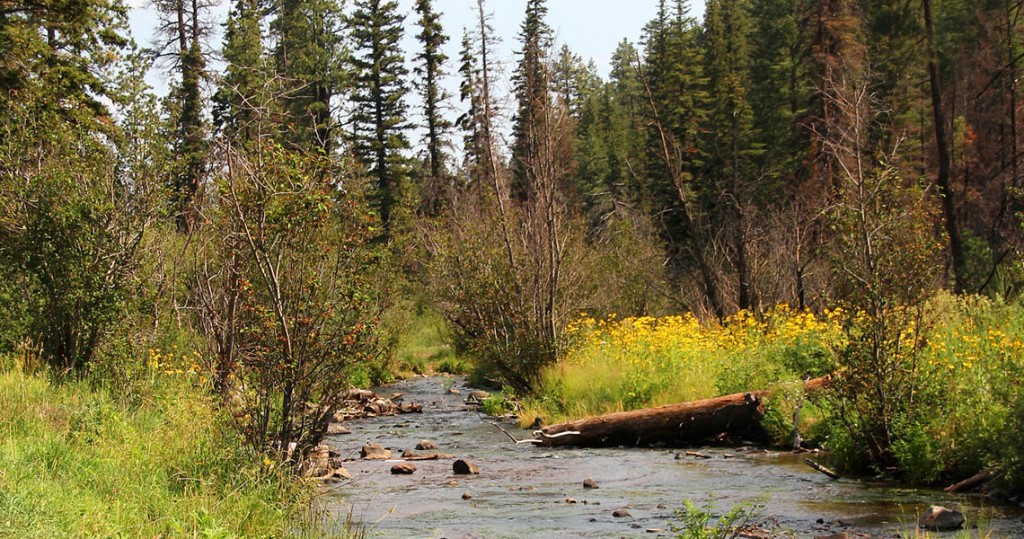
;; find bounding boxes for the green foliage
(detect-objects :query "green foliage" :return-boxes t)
[390,303,465,376]
[272,0,346,153]
[670,499,762,539]
[0,357,341,538]
[349,0,412,240]
[480,391,516,417]
[0,96,156,372]
[205,140,385,462]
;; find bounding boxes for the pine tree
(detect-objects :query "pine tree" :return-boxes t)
[349,0,410,240]
[509,0,553,200]
[413,0,451,216]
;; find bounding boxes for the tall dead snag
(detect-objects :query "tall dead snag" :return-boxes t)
[533,377,829,448]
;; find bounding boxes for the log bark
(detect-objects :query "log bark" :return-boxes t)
[532,376,830,448]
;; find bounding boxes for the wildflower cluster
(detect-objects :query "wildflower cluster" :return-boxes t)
[148,347,204,377]
[537,306,844,421]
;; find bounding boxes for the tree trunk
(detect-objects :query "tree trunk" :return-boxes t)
[923,0,967,294]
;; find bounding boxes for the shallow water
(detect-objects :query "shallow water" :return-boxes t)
[326,376,1024,538]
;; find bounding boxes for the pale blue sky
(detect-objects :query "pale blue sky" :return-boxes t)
[128,0,708,93]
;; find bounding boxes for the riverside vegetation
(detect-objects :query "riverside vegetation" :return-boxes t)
[522,293,1024,488]
[3,0,1024,535]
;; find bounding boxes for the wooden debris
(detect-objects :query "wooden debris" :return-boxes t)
[944,470,994,493]
[805,458,840,479]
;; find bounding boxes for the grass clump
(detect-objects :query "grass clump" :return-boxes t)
[0,357,340,538]
[391,307,469,378]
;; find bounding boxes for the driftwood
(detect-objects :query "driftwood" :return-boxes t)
[532,376,829,448]
[805,458,840,479]
[944,470,993,493]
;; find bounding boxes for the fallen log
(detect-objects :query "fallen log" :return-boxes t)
[943,470,993,493]
[532,376,829,448]
[805,458,840,479]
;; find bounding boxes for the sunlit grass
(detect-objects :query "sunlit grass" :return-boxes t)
[0,357,349,538]
[393,307,469,376]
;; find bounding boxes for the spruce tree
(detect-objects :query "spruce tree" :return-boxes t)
[349,0,411,240]
[0,0,129,127]
[272,0,346,153]
[702,0,758,310]
[509,0,553,200]
[215,0,266,145]
[413,0,451,216]
[153,0,214,232]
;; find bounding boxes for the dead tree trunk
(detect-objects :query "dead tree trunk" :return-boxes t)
[532,377,830,448]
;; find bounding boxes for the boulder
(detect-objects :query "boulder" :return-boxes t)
[391,462,417,475]
[583,478,599,489]
[416,439,438,450]
[453,459,480,475]
[360,443,392,460]
[612,508,632,518]
[327,423,350,435]
[918,505,965,531]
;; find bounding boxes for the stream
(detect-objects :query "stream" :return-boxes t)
[325,375,1024,538]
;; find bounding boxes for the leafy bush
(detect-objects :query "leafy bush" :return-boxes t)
[670,500,762,539]
[0,101,157,372]
[194,141,385,464]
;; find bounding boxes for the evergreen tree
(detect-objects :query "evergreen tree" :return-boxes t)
[509,0,553,200]
[0,0,129,127]
[702,0,758,310]
[272,0,346,153]
[349,0,410,240]
[457,29,484,185]
[413,0,451,216]
[215,0,266,144]
[152,0,214,232]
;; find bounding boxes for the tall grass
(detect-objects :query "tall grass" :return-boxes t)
[0,354,345,538]
[391,305,468,377]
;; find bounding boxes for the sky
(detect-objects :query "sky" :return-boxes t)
[127,0,708,95]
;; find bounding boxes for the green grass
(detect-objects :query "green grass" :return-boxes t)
[393,308,469,377]
[0,359,344,538]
